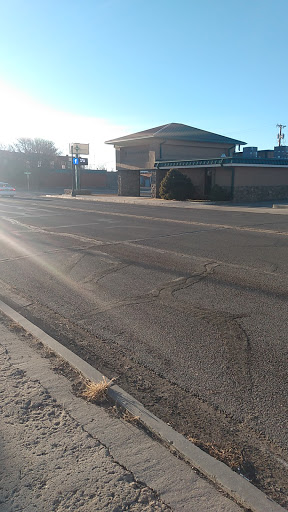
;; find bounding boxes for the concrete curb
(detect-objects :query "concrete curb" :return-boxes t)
[0,299,285,512]
[44,193,211,208]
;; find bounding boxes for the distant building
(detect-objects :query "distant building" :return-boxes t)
[0,150,117,191]
[106,123,288,202]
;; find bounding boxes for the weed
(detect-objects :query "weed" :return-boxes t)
[122,410,140,424]
[188,437,244,472]
[9,321,25,333]
[82,376,115,403]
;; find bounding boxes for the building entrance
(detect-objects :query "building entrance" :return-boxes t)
[204,169,212,197]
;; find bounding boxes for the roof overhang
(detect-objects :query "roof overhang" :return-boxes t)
[155,157,288,169]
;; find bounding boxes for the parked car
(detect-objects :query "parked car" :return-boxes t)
[0,182,16,197]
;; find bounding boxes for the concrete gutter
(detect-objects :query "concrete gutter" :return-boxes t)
[0,298,285,512]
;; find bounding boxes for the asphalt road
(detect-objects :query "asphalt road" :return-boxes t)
[0,195,287,486]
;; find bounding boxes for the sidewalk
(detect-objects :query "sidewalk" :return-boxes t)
[0,316,245,512]
[13,188,288,213]
[43,191,288,214]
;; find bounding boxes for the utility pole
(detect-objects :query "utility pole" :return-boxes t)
[276,124,286,146]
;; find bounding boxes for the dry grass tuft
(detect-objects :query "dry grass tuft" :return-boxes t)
[82,377,116,403]
[9,321,25,333]
[188,436,243,470]
[122,410,140,424]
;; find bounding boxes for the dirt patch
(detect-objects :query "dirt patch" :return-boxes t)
[1,308,287,509]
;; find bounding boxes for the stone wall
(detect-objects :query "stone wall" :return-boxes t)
[118,169,140,196]
[151,169,167,198]
[233,185,288,202]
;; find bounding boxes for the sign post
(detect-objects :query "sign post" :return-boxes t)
[75,146,79,191]
[69,143,89,196]
[24,171,31,191]
[71,145,76,196]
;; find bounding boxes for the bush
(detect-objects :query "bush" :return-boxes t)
[159,169,195,201]
[209,185,231,201]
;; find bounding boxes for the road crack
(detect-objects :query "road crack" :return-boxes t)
[151,262,219,299]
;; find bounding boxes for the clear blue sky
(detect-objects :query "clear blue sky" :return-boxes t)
[1,0,287,165]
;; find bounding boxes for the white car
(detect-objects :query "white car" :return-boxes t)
[0,182,16,197]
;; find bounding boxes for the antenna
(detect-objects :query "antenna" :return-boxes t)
[276,124,286,146]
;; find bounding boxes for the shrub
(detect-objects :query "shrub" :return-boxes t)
[209,185,231,201]
[159,168,195,201]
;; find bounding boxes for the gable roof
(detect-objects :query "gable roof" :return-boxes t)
[105,123,246,146]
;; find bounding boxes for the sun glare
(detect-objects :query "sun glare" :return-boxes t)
[0,220,109,310]
[0,80,126,168]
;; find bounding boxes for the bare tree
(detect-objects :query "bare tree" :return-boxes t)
[11,137,61,175]
[12,137,60,156]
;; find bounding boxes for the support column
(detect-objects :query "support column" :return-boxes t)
[118,169,140,196]
[151,168,167,198]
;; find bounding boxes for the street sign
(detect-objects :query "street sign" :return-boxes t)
[24,171,32,175]
[69,143,89,155]
[73,157,88,165]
